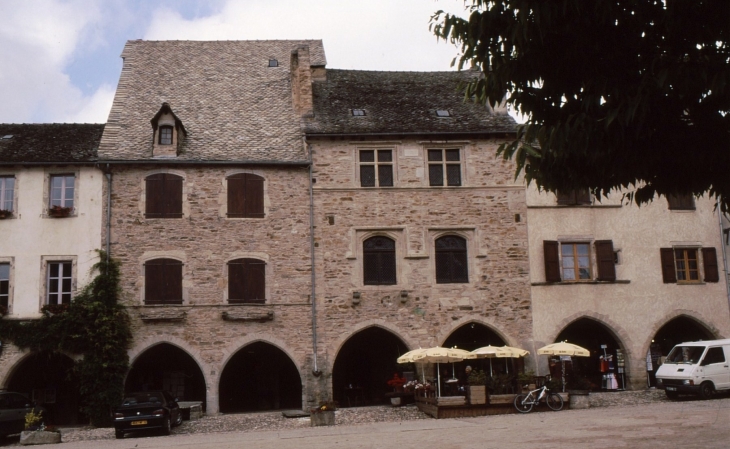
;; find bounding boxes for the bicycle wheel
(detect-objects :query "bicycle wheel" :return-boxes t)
[514,394,534,413]
[546,392,564,411]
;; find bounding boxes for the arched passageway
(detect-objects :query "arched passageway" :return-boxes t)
[442,323,516,383]
[125,343,207,410]
[219,342,301,413]
[332,327,408,407]
[652,316,714,356]
[7,352,79,425]
[555,318,624,391]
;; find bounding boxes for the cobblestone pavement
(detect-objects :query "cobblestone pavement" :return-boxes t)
[0,388,683,447]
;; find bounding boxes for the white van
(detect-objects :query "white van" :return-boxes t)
[656,339,730,399]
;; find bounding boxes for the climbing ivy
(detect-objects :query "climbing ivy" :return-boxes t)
[0,251,131,427]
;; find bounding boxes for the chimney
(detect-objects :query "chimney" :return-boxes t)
[291,46,314,117]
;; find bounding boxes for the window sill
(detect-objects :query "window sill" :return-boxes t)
[675,281,706,285]
[527,205,622,209]
[531,280,630,286]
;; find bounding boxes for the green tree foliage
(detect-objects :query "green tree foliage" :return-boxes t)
[432,0,730,207]
[0,251,131,426]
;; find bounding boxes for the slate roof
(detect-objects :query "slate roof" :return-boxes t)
[305,70,516,136]
[99,40,326,162]
[0,124,103,163]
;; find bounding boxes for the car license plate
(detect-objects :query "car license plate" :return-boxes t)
[666,387,677,391]
[131,420,147,426]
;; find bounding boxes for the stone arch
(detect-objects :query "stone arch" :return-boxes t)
[328,319,416,364]
[643,310,721,358]
[0,348,81,389]
[548,311,633,355]
[218,339,303,413]
[436,316,519,349]
[218,334,304,375]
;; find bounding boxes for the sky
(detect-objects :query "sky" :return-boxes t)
[0,0,479,124]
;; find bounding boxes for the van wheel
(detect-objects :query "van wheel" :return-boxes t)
[699,382,714,400]
[665,390,678,399]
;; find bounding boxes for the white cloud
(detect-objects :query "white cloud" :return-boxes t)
[0,0,108,123]
[144,0,468,71]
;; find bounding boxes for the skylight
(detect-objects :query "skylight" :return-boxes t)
[352,109,366,117]
[435,110,451,117]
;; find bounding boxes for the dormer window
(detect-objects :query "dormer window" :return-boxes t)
[159,126,173,145]
[150,103,186,158]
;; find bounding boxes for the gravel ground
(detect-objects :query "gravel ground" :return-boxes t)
[0,389,676,446]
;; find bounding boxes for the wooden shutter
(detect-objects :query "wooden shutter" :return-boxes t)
[227,174,246,217]
[163,259,183,303]
[145,258,182,304]
[145,174,164,218]
[246,259,266,302]
[228,260,246,301]
[702,247,720,283]
[660,248,677,283]
[595,240,616,281]
[543,241,561,282]
[164,175,183,218]
[245,175,265,218]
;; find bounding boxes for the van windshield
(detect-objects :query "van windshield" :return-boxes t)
[666,346,705,364]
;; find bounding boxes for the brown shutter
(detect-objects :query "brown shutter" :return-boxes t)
[245,174,265,218]
[544,241,561,282]
[595,240,616,281]
[228,260,246,302]
[660,248,677,283]
[246,259,266,302]
[145,258,182,304]
[145,174,164,218]
[164,259,183,303]
[145,260,163,303]
[164,174,183,218]
[227,174,246,217]
[702,247,720,283]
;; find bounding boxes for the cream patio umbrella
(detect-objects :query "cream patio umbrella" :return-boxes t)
[397,348,429,382]
[470,345,530,376]
[411,347,476,397]
[537,341,590,392]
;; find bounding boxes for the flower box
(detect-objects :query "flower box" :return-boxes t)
[310,410,335,426]
[467,385,487,405]
[48,206,72,218]
[0,209,12,219]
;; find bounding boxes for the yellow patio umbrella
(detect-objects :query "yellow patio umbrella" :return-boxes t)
[537,341,590,392]
[470,345,530,376]
[410,347,476,397]
[397,348,428,364]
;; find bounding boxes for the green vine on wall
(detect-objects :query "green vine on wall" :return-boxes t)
[0,251,131,427]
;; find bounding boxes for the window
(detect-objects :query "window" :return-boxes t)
[0,263,9,310]
[363,236,396,285]
[701,347,725,366]
[435,235,468,283]
[268,59,278,67]
[144,258,183,304]
[543,240,616,282]
[428,149,461,187]
[660,247,718,283]
[227,173,265,218]
[667,194,695,211]
[359,150,393,187]
[228,258,266,303]
[352,109,366,116]
[50,175,74,209]
[0,176,14,212]
[47,261,72,305]
[145,173,183,218]
[159,126,173,145]
[557,189,591,206]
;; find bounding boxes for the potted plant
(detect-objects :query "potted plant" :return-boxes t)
[48,205,72,218]
[467,369,488,404]
[0,209,12,219]
[20,409,61,445]
[386,373,406,392]
[517,370,536,393]
[310,401,337,427]
[567,376,592,409]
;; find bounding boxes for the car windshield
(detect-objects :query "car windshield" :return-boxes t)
[666,346,705,364]
[121,393,164,406]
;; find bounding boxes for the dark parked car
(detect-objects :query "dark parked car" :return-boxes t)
[113,391,182,439]
[0,392,33,438]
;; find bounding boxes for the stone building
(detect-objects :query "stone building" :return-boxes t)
[0,124,105,424]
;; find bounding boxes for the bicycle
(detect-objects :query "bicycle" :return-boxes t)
[513,382,564,413]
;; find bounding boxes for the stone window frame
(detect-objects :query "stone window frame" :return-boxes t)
[346,228,406,289]
[222,252,272,303]
[139,169,189,219]
[354,145,398,188]
[0,256,14,315]
[220,169,269,219]
[42,169,80,218]
[139,251,189,305]
[423,145,466,187]
[39,255,77,310]
[427,228,478,286]
[0,174,16,215]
